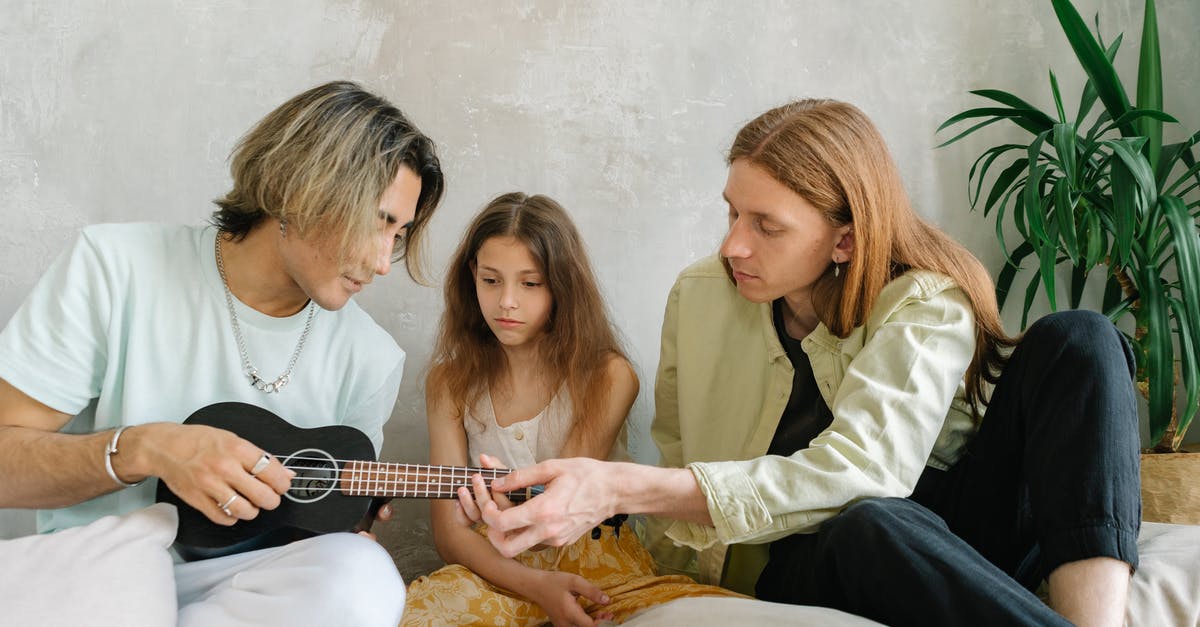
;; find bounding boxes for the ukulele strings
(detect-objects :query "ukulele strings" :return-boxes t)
[278,477,524,495]
[276,455,508,466]
[279,473,528,497]
[280,475,510,488]
[268,454,512,475]
[265,457,517,492]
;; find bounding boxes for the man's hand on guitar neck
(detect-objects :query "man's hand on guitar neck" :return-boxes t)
[459,457,617,558]
[455,453,548,554]
[121,422,295,525]
[462,458,714,559]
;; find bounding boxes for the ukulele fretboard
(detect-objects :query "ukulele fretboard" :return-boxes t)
[340,462,535,502]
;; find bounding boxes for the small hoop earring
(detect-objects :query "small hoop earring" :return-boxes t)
[833,262,841,278]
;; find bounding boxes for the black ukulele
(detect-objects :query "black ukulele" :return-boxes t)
[155,402,540,561]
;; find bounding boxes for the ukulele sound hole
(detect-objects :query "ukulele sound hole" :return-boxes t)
[282,448,338,504]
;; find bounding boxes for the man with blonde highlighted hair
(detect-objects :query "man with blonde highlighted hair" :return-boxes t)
[0,81,444,626]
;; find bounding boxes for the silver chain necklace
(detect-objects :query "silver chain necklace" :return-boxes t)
[214,234,316,394]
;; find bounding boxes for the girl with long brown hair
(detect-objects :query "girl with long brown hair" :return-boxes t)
[462,102,1141,627]
[402,192,741,626]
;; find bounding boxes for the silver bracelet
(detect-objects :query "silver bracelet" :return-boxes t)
[104,426,144,488]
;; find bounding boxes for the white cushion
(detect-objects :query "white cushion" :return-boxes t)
[1127,521,1200,626]
[0,503,178,627]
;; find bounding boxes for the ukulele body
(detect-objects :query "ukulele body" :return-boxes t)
[155,402,380,561]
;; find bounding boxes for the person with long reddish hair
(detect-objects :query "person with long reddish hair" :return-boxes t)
[403,192,742,626]
[461,101,1141,627]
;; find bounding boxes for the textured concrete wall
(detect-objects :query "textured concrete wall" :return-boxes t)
[2,1,1198,573]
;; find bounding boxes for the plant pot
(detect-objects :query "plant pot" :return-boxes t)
[1140,452,1200,525]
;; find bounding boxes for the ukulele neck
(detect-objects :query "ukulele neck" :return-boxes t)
[340,461,535,502]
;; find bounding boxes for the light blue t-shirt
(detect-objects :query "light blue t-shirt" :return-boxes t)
[0,223,405,533]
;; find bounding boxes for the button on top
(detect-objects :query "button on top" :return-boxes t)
[514,429,524,441]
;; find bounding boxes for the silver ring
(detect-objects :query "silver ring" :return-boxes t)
[218,493,240,517]
[250,453,271,476]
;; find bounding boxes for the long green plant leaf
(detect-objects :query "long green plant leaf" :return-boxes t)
[1167,296,1199,442]
[968,145,1025,207]
[1038,239,1060,313]
[1084,110,1115,144]
[1105,293,1136,322]
[1088,109,1180,147]
[1014,187,1030,242]
[1171,162,1200,197]
[937,108,1052,147]
[1054,177,1081,263]
[1163,195,1200,427]
[1139,265,1174,445]
[1076,34,1124,128]
[1069,264,1088,308]
[1084,209,1104,268]
[1109,158,1138,269]
[1159,130,1200,188]
[997,240,1036,312]
[1053,122,1079,185]
[1024,132,1054,247]
[1025,163,1051,245]
[1102,272,1126,313]
[1051,0,1134,134]
[1083,188,1116,231]
[936,115,1011,149]
[968,89,1048,114]
[1050,70,1068,123]
[1112,108,1178,128]
[1105,138,1157,242]
[1167,134,1200,194]
[995,175,1030,256]
[1021,265,1044,329]
[966,89,1057,133]
[1136,0,1163,173]
[985,158,1030,217]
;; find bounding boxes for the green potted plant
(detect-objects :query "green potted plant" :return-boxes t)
[938,0,1199,518]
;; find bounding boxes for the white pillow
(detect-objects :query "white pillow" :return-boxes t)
[0,503,178,627]
[1127,521,1200,626]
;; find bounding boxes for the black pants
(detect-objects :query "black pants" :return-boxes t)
[755,311,1142,627]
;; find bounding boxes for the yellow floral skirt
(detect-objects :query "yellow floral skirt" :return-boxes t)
[401,521,744,626]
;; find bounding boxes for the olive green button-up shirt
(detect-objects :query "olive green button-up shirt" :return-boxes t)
[645,255,980,590]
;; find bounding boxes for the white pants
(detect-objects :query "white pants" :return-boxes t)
[173,533,406,627]
[0,504,405,627]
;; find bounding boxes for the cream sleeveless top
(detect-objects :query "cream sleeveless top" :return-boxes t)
[465,387,629,468]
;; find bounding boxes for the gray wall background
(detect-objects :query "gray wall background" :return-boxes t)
[2,1,1198,575]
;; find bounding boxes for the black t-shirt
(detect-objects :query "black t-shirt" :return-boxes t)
[766,299,835,456]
